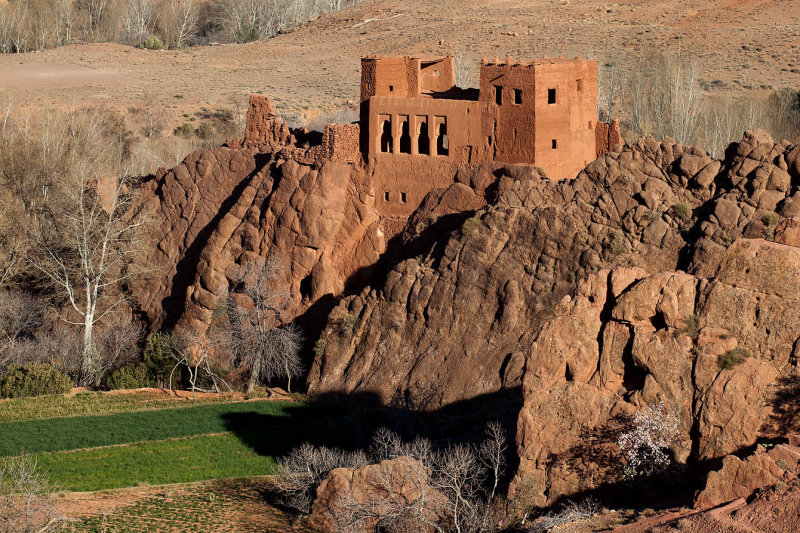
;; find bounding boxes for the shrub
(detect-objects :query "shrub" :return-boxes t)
[461,216,482,239]
[105,363,155,390]
[335,314,356,337]
[675,314,700,340]
[0,364,72,399]
[195,122,215,140]
[672,202,690,221]
[762,212,780,227]
[313,338,326,356]
[618,401,679,478]
[718,347,752,370]
[610,230,626,255]
[175,123,194,138]
[141,35,165,50]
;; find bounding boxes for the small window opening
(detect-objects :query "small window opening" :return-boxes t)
[487,136,492,146]
[384,191,389,201]
[514,88,522,104]
[495,86,503,105]
[380,119,393,153]
[399,120,411,154]
[418,121,430,155]
[401,192,407,203]
[576,79,583,92]
[552,139,557,149]
[389,85,394,92]
[437,122,449,156]
[588,120,592,129]
[548,88,556,104]
[434,70,440,77]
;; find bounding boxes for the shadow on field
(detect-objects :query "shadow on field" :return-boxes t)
[221,387,524,479]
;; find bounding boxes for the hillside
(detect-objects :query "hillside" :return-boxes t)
[1,0,799,133]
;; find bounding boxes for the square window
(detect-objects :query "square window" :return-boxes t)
[384,191,390,201]
[495,86,503,105]
[401,192,407,203]
[552,139,557,149]
[389,85,394,92]
[548,88,556,104]
[577,79,583,92]
[514,88,522,104]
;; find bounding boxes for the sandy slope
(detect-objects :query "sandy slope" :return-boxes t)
[0,0,799,130]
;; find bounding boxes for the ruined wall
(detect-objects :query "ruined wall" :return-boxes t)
[319,123,360,164]
[418,56,456,93]
[244,94,290,147]
[595,118,623,159]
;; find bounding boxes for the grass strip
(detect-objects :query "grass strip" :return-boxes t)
[35,432,282,492]
[0,391,234,423]
[0,400,303,456]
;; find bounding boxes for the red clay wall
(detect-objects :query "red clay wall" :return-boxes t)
[479,62,536,164]
[320,123,361,164]
[531,60,598,179]
[595,118,623,159]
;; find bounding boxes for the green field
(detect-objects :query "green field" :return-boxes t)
[0,400,303,456]
[0,394,325,493]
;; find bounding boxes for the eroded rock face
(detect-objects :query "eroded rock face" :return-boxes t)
[133,146,384,335]
[695,443,800,508]
[512,239,800,505]
[310,457,446,533]
[308,131,800,411]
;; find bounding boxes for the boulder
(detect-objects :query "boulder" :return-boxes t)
[310,457,447,533]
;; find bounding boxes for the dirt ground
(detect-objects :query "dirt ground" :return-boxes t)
[1,0,798,134]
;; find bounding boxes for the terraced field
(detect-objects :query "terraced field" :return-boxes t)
[0,391,315,531]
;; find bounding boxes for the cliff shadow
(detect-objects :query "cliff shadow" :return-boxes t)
[221,386,523,489]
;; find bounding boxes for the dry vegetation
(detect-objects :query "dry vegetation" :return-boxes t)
[0,0,365,53]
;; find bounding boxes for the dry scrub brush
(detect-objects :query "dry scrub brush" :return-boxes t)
[275,423,508,533]
[0,454,62,532]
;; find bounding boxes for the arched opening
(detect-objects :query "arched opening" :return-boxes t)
[436,122,449,156]
[399,120,411,154]
[380,119,393,153]
[418,121,430,155]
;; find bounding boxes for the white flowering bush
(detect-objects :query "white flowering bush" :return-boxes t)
[617,401,679,478]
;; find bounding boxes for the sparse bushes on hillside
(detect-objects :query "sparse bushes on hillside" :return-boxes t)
[0,0,365,53]
[0,363,73,399]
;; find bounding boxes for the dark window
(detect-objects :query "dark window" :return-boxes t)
[401,192,407,203]
[384,191,389,201]
[495,86,502,105]
[588,120,592,129]
[514,88,522,104]
[552,139,557,149]
[418,121,430,155]
[399,120,411,154]
[548,88,556,104]
[577,79,583,92]
[380,119,393,153]
[389,85,394,92]
[487,136,492,146]
[437,122,449,156]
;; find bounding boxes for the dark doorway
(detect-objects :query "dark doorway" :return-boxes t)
[380,120,393,153]
[437,123,449,156]
[399,120,411,154]
[418,122,430,155]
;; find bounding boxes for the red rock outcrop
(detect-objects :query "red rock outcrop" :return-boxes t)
[308,131,800,411]
[310,457,446,533]
[695,443,800,508]
[511,238,800,505]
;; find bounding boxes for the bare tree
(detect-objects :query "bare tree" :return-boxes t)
[228,258,303,393]
[122,0,156,46]
[478,421,506,500]
[158,0,197,48]
[27,110,149,383]
[166,327,231,399]
[0,454,62,533]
